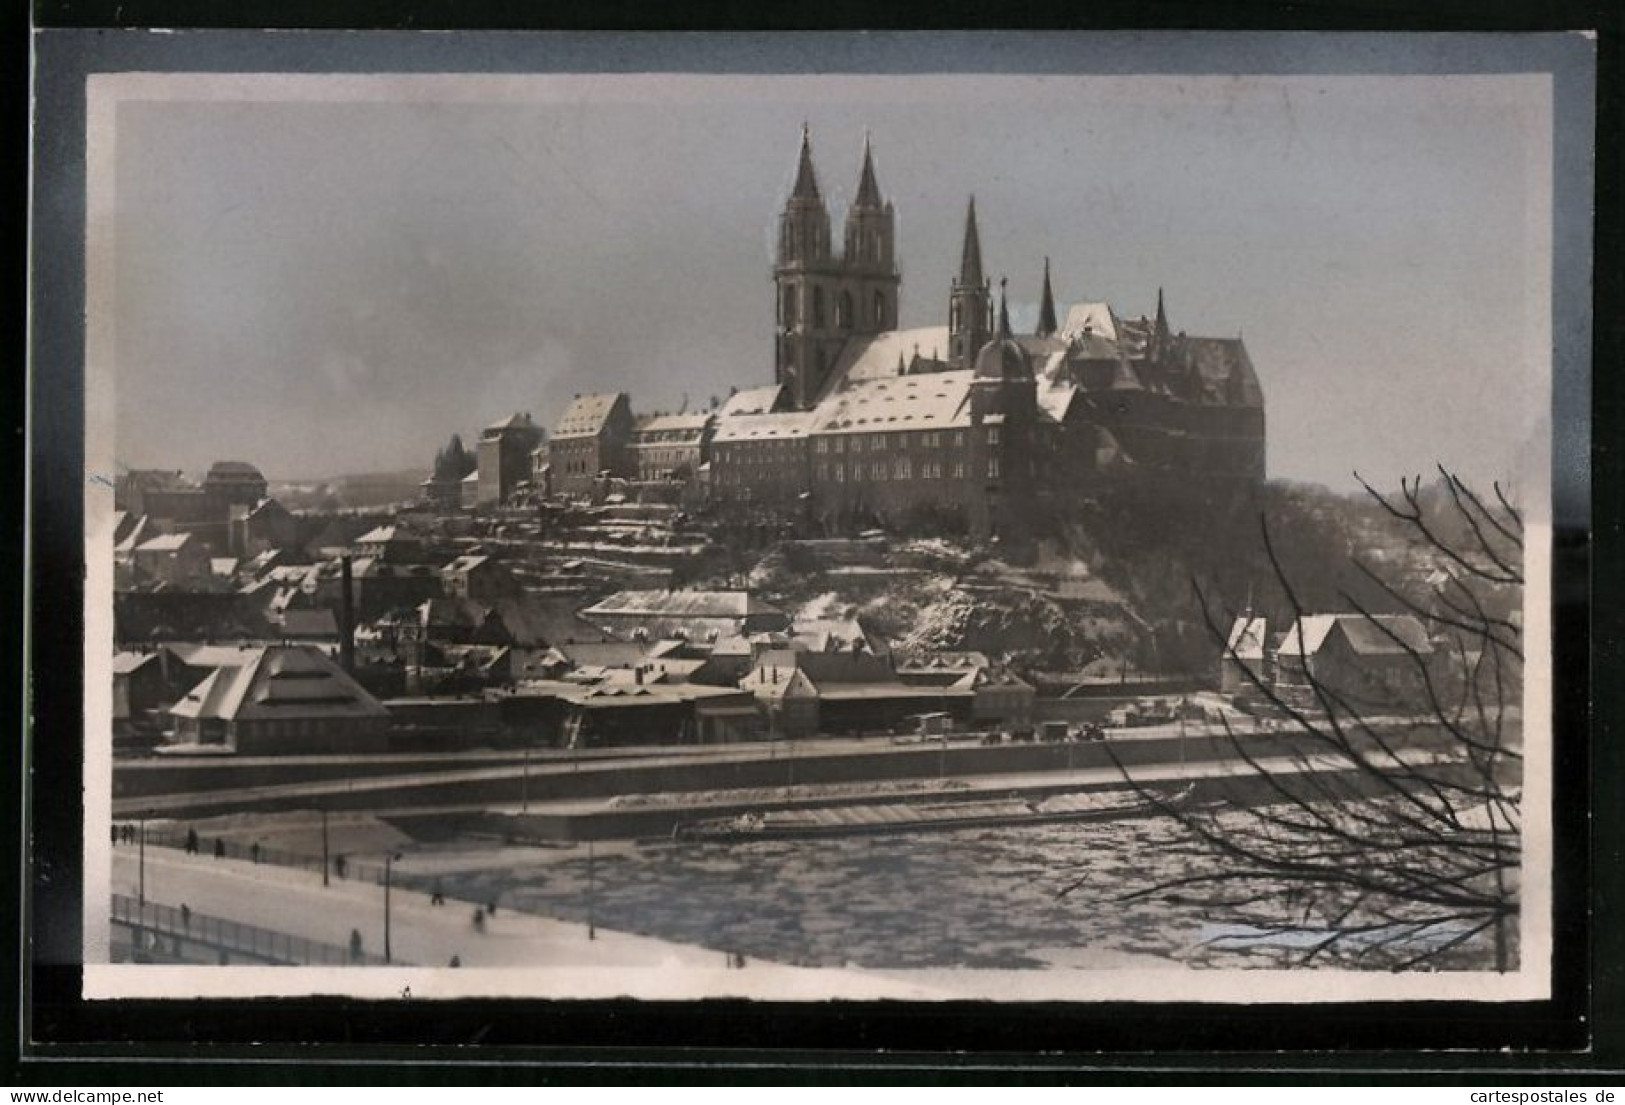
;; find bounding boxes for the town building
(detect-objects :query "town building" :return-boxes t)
[440,554,521,603]
[130,532,212,588]
[164,644,391,755]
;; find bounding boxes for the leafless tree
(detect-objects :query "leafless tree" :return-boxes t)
[1091,468,1523,971]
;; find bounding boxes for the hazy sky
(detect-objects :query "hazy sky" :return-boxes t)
[101,69,1553,490]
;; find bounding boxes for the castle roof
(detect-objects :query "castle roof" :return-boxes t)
[811,370,974,434]
[1060,301,1120,344]
[553,393,628,440]
[632,412,711,438]
[483,411,540,437]
[719,385,786,418]
[711,410,813,443]
[975,336,1031,380]
[1182,337,1264,408]
[821,326,951,394]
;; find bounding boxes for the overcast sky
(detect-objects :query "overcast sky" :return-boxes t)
[101,70,1552,491]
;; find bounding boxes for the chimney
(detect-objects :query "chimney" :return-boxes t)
[339,555,356,675]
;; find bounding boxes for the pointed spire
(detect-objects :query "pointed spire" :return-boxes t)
[958,196,983,287]
[1155,286,1170,336]
[854,131,882,208]
[997,277,1011,338]
[1037,257,1058,337]
[791,123,821,202]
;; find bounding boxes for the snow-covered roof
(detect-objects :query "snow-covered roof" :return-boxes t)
[718,385,785,418]
[810,369,974,435]
[1277,614,1431,659]
[821,326,951,394]
[553,393,628,440]
[1226,616,1269,662]
[1060,301,1120,344]
[168,644,387,723]
[134,533,194,553]
[711,410,814,443]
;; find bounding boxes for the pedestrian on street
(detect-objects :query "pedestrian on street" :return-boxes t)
[472,908,486,932]
[180,903,191,930]
[250,841,261,864]
[349,928,363,962]
[185,828,199,855]
[213,838,225,859]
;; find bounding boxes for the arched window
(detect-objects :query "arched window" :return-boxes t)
[782,285,797,329]
[813,286,826,329]
[873,292,887,329]
[837,291,853,330]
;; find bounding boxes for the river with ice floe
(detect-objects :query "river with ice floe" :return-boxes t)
[424,811,1337,970]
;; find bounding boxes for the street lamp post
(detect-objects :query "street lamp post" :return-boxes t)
[138,815,147,909]
[521,736,530,814]
[586,840,596,941]
[383,851,402,964]
[321,807,330,888]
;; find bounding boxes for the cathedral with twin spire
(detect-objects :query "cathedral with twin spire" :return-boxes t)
[694,127,1264,542]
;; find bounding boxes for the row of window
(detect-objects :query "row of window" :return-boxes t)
[717,426,1007,464]
[816,429,979,454]
[815,459,1000,483]
[714,456,1002,489]
[780,284,891,332]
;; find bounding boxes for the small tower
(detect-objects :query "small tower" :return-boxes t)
[968,279,1038,548]
[949,197,993,369]
[774,126,846,409]
[1149,286,1173,362]
[1036,257,1058,338]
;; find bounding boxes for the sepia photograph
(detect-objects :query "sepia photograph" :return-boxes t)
[49,31,1591,1006]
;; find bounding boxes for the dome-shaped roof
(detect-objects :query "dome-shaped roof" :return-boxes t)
[974,335,1031,380]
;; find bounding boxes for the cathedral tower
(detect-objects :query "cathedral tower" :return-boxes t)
[775,127,846,410]
[949,197,993,369]
[839,135,901,337]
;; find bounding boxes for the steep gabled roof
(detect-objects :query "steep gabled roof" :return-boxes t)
[1060,302,1120,344]
[1225,616,1269,662]
[719,385,787,418]
[553,393,629,440]
[1278,614,1431,659]
[168,644,387,722]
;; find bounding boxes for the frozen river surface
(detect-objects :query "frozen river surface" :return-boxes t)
[433,813,1257,970]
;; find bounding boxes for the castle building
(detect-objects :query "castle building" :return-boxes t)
[546,393,636,498]
[476,412,545,506]
[707,128,1267,540]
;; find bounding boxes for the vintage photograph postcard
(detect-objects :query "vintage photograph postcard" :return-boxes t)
[47,31,1591,1004]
